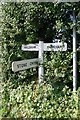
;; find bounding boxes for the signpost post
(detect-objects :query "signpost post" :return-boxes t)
[38,41,44,83]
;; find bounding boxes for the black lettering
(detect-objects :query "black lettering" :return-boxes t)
[30,61,38,65]
[17,63,27,68]
[47,45,63,49]
[24,46,36,49]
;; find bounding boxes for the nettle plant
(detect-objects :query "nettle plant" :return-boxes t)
[44,51,73,85]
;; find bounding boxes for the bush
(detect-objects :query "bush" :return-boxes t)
[0,81,79,118]
[1,2,38,83]
[44,51,73,86]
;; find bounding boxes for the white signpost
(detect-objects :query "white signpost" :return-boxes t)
[12,41,67,83]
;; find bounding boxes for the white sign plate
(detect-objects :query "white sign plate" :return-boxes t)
[12,58,39,72]
[57,0,80,2]
[44,43,67,51]
[22,42,67,51]
[22,44,39,51]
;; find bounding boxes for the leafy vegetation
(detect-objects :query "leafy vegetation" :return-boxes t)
[1,2,80,83]
[0,2,80,119]
[0,81,79,118]
[44,51,73,85]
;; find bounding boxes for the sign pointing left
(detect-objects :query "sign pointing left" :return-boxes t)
[12,58,39,72]
[22,44,39,51]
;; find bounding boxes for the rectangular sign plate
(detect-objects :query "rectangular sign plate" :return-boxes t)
[44,43,67,51]
[12,58,39,72]
[57,0,80,2]
[22,44,39,51]
[38,0,80,2]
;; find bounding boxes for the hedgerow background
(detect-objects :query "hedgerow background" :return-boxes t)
[0,2,80,118]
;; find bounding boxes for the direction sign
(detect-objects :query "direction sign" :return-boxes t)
[22,44,39,51]
[44,43,67,51]
[57,0,80,2]
[22,42,67,51]
[12,58,39,72]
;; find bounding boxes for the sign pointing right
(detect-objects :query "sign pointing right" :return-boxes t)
[57,0,80,2]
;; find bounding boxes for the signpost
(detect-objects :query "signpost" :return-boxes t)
[12,41,67,83]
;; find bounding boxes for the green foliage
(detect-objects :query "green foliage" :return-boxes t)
[1,2,80,84]
[0,81,79,118]
[0,2,80,119]
[44,51,73,85]
[1,2,38,82]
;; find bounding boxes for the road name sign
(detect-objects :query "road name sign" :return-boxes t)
[12,58,39,72]
[22,44,39,51]
[57,0,80,2]
[22,42,67,51]
[44,43,67,51]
